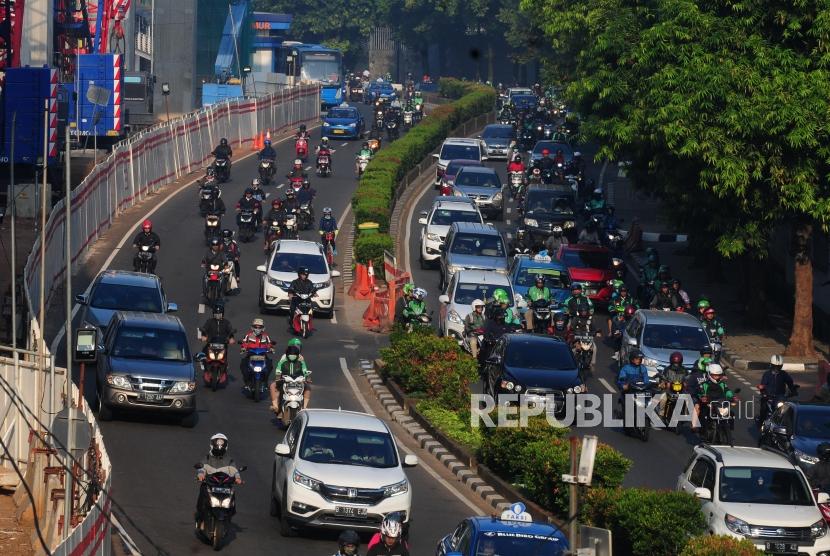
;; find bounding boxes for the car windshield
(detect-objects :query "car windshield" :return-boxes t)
[111,326,188,361]
[796,409,830,439]
[299,53,341,84]
[533,142,574,160]
[483,126,514,139]
[299,426,398,468]
[450,233,505,257]
[642,324,711,351]
[327,108,355,119]
[505,338,576,370]
[431,209,481,226]
[89,283,163,313]
[456,171,501,188]
[559,249,610,269]
[441,144,480,161]
[525,191,574,214]
[445,160,481,176]
[719,467,813,505]
[455,283,513,306]
[475,533,563,556]
[515,266,569,288]
[513,95,537,109]
[270,252,328,274]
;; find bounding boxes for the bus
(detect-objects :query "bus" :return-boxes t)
[276,42,343,108]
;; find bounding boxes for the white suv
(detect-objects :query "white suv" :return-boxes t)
[418,196,483,269]
[271,409,418,536]
[677,444,830,555]
[256,240,340,316]
[433,137,487,185]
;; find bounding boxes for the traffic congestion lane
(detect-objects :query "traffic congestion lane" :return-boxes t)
[402,147,757,489]
[54,106,482,555]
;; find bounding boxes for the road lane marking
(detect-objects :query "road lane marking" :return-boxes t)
[305,166,312,171]
[402,174,437,276]
[598,377,617,394]
[341,142,348,146]
[505,219,511,225]
[265,192,271,199]
[506,207,511,214]
[331,311,337,324]
[338,357,483,515]
[276,183,284,189]
[198,304,206,314]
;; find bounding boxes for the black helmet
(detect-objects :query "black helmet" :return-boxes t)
[516,227,527,238]
[210,238,221,248]
[493,308,506,322]
[210,433,228,457]
[299,124,307,132]
[629,350,644,363]
[244,188,253,196]
[298,266,309,276]
[819,443,830,462]
[221,229,233,241]
[212,303,225,319]
[220,138,228,146]
[535,275,545,285]
[338,529,360,552]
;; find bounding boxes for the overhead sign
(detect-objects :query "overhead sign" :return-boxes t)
[500,502,532,523]
[254,21,272,30]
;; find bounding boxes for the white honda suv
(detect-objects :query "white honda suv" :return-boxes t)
[677,444,830,555]
[257,240,340,316]
[418,196,483,269]
[271,409,418,536]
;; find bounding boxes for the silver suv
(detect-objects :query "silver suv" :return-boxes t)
[439,222,508,290]
[418,196,483,269]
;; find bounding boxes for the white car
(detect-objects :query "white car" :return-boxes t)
[418,196,483,268]
[677,444,830,555]
[271,409,418,536]
[256,240,340,316]
[437,270,517,341]
[432,137,487,185]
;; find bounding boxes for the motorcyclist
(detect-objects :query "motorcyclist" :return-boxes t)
[485,288,521,326]
[239,318,275,389]
[269,344,311,416]
[806,444,830,491]
[524,275,552,331]
[194,433,241,528]
[586,189,605,213]
[198,303,236,353]
[671,279,691,310]
[609,305,635,353]
[510,227,534,256]
[658,352,688,418]
[401,287,428,324]
[702,307,726,339]
[698,364,735,429]
[202,237,226,267]
[696,298,711,321]
[315,136,331,155]
[132,219,161,273]
[366,514,410,556]
[286,159,309,181]
[480,308,513,361]
[332,529,361,556]
[295,124,309,139]
[463,299,486,358]
[758,354,796,423]
[577,220,601,245]
[551,311,571,342]
[355,142,374,175]
[607,286,636,335]
[297,178,317,208]
[694,347,714,374]
[617,350,651,405]
[319,207,339,256]
[236,188,261,230]
[221,229,241,289]
[538,149,556,173]
[201,187,226,216]
[684,358,708,430]
[544,225,569,254]
[564,283,593,317]
[287,267,317,326]
[283,188,300,215]
[650,281,682,310]
[507,153,525,174]
[259,138,276,160]
[212,137,232,160]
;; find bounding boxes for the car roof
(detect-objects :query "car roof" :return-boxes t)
[483,124,514,131]
[445,159,482,169]
[526,184,574,194]
[697,445,796,468]
[303,409,390,433]
[639,309,703,327]
[451,222,501,235]
[789,402,830,414]
[470,515,562,536]
[504,333,569,350]
[456,166,499,176]
[113,311,183,330]
[430,197,478,211]
[516,256,569,272]
[442,138,481,146]
[96,270,161,289]
[455,269,511,285]
[274,239,322,255]
[562,244,609,253]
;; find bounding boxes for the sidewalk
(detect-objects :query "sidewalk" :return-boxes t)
[0,488,34,556]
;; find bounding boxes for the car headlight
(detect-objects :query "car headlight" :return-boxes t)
[323,122,331,126]
[383,479,409,498]
[724,514,751,536]
[643,358,659,368]
[811,518,827,539]
[448,310,463,324]
[495,268,508,275]
[492,191,503,203]
[567,385,585,394]
[292,470,322,492]
[106,374,132,390]
[563,221,576,229]
[795,449,820,465]
[314,281,332,289]
[170,381,196,393]
[499,380,514,391]
[524,218,538,227]
[349,122,357,127]
[426,233,441,242]
[268,277,287,288]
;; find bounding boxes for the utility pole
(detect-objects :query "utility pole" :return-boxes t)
[40,100,49,393]
[569,435,578,549]
[63,124,74,539]
[8,112,19,403]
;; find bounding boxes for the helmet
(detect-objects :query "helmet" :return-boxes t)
[624,305,636,318]
[362,141,369,148]
[252,178,261,187]
[272,199,282,209]
[699,346,713,356]
[770,354,784,370]
[285,345,300,360]
[299,124,307,132]
[516,227,527,238]
[413,287,427,301]
[611,279,624,291]
[209,237,221,248]
[302,179,311,189]
[251,317,265,330]
[294,159,302,167]
[659,281,670,290]
[338,530,360,553]
[574,151,582,158]
[708,363,724,377]
[493,288,509,304]
[571,283,583,292]
[298,266,309,276]
[220,138,228,146]
[577,306,590,318]
[818,443,830,462]
[552,225,563,235]
[670,352,683,365]
[212,303,225,319]
[629,350,644,363]
[244,188,253,196]
[672,278,681,287]
[535,275,545,285]
[703,308,715,318]
[697,299,711,310]
[142,219,152,232]
[264,139,271,147]
[321,136,329,145]
[512,153,522,162]
[472,299,485,310]
[380,514,402,538]
[323,207,333,217]
[221,229,233,241]
[210,433,228,457]
[403,283,415,296]
[593,189,602,199]
[542,149,550,156]
[285,189,296,198]
[492,308,506,322]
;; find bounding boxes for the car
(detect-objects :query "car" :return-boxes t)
[478,124,515,159]
[521,184,578,242]
[76,270,177,337]
[364,81,396,103]
[321,104,364,138]
[677,444,830,556]
[439,222,508,290]
[620,309,712,382]
[436,502,568,556]
[256,240,341,316]
[530,140,574,163]
[482,333,586,415]
[437,270,515,341]
[554,244,618,304]
[511,94,538,112]
[418,197,483,268]
[95,311,197,426]
[759,402,830,469]
[508,253,570,307]
[437,159,483,191]
[433,138,488,185]
[507,87,533,101]
[452,166,505,220]
[270,408,418,536]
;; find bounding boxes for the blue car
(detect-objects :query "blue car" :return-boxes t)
[508,253,570,310]
[364,81,397,103]
[436,503,568,556]
[321,105,364,139]
[759,401,830,469]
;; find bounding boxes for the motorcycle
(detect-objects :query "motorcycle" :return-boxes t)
[237,209,256,243]
[606,228,624,252]
[528,167,543,186]
[198,184,221,217]
[402,110,413,130]
[203,263,225,304]
[622,381,654,442]
[258,159,275,185]
[282,213,298,240]
[659,377,685,433]
[403,308,433,333]
[756,383,799,429]
[509,171,525,200]
[279,375,307,427]
[322,231,336,266]
[316,152,331,177]
[542,123,555,140]
[520,129,535,151]
[386,120,399,141]
[205,213,222,246]
[135,245,156,274]
[264,220,282,253]
[198,342,228,391]
[244,346,271,402]
[356,154,370,177]
[530,299,553,334]
[194,465,246,551]
[213,157,230,183]
[292,292,315,338]
[700,390,740,445]
[295,137,308,161]
[572,334,594,380]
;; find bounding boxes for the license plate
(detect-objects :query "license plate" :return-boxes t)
[765,542,798,554]
[333,129,345,134]
[334,506,367,518]
[138,392,163,403]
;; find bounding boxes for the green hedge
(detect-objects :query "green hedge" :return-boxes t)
[353,233,393,272]
[680,536,763,556]
[416,399,482,450]
[582,488,707,555]
[479,416,568,481]
[439,77,476,99]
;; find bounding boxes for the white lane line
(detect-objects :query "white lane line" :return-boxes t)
[506,207,511,214]
[305,166,312,171]
[341,142,348,146]
[598,377,617,394]
[337,357,483,515]
[198,304,206,314]
[331,311,337,324]
[402,175,437,276]
[505,219,511,226]
[265,192,271,199]
[505,233,513,239]
[276,183,284,189]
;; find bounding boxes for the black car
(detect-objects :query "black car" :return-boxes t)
[520,185,577,243]
[482,333,584,416]
[96,311,197,426]
[759,402,830,469]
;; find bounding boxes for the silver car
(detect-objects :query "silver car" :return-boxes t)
[452,166,505,220]
[438,270,514,341]
[478,124,515,159]
[439,222,508,290]
[418,197,483,268]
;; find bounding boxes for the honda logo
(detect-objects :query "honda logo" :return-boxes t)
[347,488,358,498]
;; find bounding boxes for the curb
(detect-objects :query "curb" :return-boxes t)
[357,359,512,515]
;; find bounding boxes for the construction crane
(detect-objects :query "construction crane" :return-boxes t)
[0,0,25,73]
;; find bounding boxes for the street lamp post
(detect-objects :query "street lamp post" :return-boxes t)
[161,82,171,121]
[243,66,256,98]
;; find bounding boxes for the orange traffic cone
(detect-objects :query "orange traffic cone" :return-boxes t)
[252,131,263,151]
[348,263,365,298]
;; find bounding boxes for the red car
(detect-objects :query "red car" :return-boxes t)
[555,244,616,304]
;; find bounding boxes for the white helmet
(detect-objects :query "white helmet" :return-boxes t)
[413,287,427,301]
[472,299,485,309]
[770,354,784,367]
[294,159,303,166]
[251,178,261,187]
[380,515,402,538]
[707,363,724,377]
[210,433,228,457]
[321,136,329,144]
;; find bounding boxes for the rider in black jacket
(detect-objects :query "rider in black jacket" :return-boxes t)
[132,219,161,272]
[287,267,317,324]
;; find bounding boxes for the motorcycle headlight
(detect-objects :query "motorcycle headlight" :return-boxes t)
[794,449,819,465]
[448,310,463,324]
[209,495,233,509]
[293,470,322,492]
[563,221,576,229]
[725,514,751,536]
[524,218,538,227]
[811,518,827,539]
[106,374,132,390]
[643,358,659,368]
[426,233,441,242]
[170,381,196,393]
[382,479,409,498]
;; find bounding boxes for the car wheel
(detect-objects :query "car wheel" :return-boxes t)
[419,254,430,270]
[97,399,113,422]
[279,486,296,537]
[270,466,280,517]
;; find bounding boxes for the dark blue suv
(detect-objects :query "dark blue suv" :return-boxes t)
[759,402,830,468]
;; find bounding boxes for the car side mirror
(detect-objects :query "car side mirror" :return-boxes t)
[418,217,428,225]
[818,492,830,504]
[693,487,712,500]
[275,443,291,457]
[403,454,418,467]
[195,352,206,362]
[331,270,341,278]
[439,244,446,251]
[75,294,88,305]
[438,294,450,304]
[626,337,638,346]
[773,425,788,436]
[238,465,248,472]
[166,302,178,312]
[256,264,267,273]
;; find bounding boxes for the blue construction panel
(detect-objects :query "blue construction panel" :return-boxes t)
[1,67,53,164]
[215,1,248,77]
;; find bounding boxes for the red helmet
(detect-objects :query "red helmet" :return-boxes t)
[624,305,636,318]
[142,219,152,232]
[703,307,716,317]
[670,351,683,365]
[272,199,282,209]
[542,149,550,156]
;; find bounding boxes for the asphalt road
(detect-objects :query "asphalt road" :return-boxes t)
[402,139,758,489]
[54,106,483,555]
